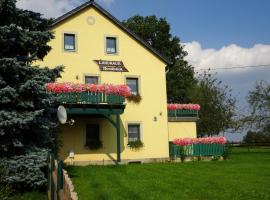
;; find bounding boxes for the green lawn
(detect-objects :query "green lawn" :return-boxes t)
[10,192,47,200]
[67,147,270,200]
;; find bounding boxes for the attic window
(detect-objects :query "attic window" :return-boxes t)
[64,33,76,51]
[106,37,117,54]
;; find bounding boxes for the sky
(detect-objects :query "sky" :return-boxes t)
[17,0,270,141]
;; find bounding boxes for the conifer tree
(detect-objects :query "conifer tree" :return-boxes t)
[0,0,63,156]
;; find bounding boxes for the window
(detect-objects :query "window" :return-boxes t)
[126,78,139,95]
[85,76,99,84]
[106,37,117,54]
[64,33,75,51]
[85,124,101,148]
[128,124,140,142]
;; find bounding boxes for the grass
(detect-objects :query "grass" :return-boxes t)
[67,147,270,200]
[10,191,47,200]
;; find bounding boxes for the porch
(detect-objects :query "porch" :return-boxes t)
[59,115,125,165]
[51,91,127,164]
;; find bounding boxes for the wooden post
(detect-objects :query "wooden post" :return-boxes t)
[116,114,121,163]
[50,154,55,200]
[57,160,63,200]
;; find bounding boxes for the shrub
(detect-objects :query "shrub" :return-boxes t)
[179,146,186,162]
[212,156,221,161]
[223,143,232,160]
[1,148,48,191]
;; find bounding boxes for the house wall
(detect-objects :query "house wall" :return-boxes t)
[37,6,169,163]
[168,122,197,141]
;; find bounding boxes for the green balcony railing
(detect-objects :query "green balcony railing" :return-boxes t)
[168,110,198,118]
[54,92,125,105]
[169,142,225,157]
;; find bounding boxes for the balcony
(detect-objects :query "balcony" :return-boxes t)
[55,92,125,105]
[167,104,200,122]
[46,83,131,116]
[168,110,198,118]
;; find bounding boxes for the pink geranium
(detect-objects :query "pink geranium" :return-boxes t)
[117,84,132,97]
[87,84,98,92]
[173,136,227,146]
[45,83,132,98]
[168,104,201,111]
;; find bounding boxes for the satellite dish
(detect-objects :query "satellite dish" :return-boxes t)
[57,105,67,124]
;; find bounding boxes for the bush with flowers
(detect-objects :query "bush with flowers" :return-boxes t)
[45,82,132,98]
[167,104,201,111]
[173,136,227,146]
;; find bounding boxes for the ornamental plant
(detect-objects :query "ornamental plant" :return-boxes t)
[126,94,142,103]
[173,136,227,146]
[46,83,132,98]
[128,140,144,149]
[167,104,201,111]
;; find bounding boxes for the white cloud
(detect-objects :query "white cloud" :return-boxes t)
[17,0,81,18]
[183,41,270,72]
[17,0,115,18]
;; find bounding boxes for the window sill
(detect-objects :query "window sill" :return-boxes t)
[105,52,119,56]
[64,49,77,53]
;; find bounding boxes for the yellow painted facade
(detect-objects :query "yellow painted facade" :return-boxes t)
[37,2,197,164]
[168,122,197,141]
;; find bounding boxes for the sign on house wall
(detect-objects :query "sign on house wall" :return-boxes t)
[94,60,129,72]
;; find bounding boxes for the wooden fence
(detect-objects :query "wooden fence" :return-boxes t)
[48,154,78,200]
[169,142,225,158]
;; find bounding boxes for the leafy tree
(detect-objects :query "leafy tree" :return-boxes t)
[0,0,63,157]
[166,60,196,102]
[188,72,236,136]
[245,81,270,130]
[243,129,270,144]
[123,15,196,102]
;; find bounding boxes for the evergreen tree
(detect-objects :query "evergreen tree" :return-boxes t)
[0,0,63,156]
[123,15,196,102]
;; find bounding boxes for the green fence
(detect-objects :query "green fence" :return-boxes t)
[55,92,125,105]
[169,142,225,157]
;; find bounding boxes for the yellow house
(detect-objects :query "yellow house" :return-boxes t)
[39,0,199,165]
